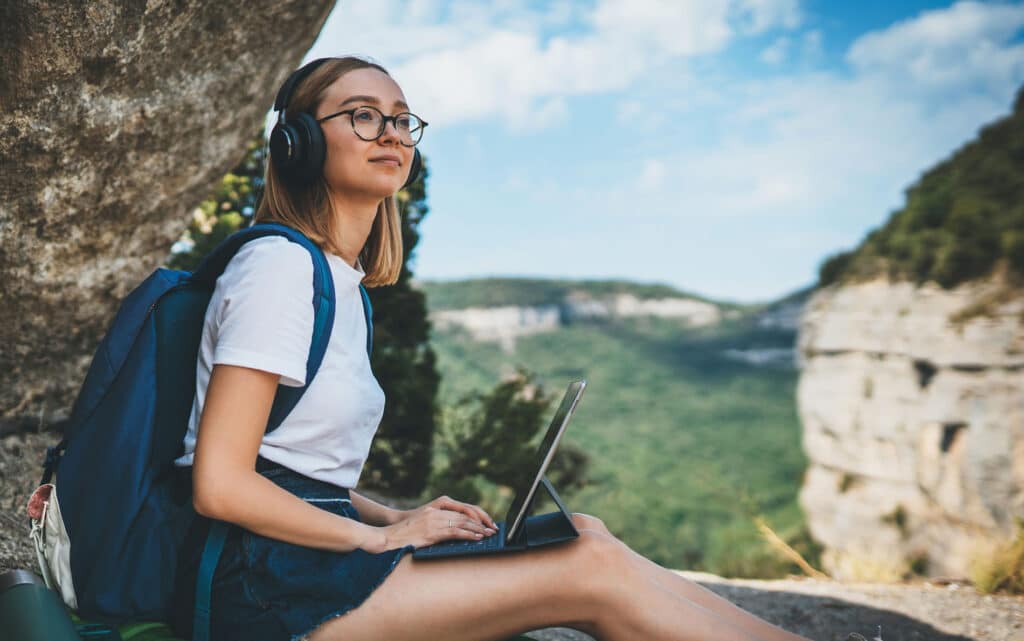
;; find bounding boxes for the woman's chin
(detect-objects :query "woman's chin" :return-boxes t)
[332,177,404,200]
[373,178,406,197]
[370,181,403,198]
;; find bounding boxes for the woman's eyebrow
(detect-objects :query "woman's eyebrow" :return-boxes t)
[338,95,410,110]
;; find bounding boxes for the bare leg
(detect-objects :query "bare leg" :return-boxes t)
[309,524,812,641]
[571,514,808,641]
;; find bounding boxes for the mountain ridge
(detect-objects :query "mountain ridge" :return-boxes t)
[413,276,791,312]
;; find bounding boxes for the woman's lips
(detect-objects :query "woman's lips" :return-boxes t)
[370,156,401,167]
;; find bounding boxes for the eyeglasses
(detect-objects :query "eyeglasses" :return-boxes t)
[317,105,428,147]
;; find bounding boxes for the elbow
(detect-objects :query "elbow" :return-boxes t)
[192,485,223,520]
[192,470,235,521]
[192,490,221,520]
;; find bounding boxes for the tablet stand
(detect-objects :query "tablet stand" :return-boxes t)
[510,476,578,546]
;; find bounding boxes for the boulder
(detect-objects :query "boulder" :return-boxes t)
[0,0,334,430]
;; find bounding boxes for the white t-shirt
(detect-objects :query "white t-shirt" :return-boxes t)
[174,236,386,488]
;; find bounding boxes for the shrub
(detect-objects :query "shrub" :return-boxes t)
[429,371,590,514]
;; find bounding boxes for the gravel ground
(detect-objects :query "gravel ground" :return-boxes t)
[3,430,1022,641]
[0,430,49,573]
[526,573,1024,641]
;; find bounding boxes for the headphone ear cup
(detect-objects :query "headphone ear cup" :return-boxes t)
[268,120,298,173]
[293,112,326,181]
[269,113,325,184]
[403,147,422,190]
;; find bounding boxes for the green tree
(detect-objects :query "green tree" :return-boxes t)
[167,136,263,270]
[430,371,590,514]
[361,159,441,496]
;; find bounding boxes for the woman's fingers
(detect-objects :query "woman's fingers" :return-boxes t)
[455,502,492,528]
[439,509,491,538]
[470,504,497,529]
[450,499,489,525]
[437,497,496,530]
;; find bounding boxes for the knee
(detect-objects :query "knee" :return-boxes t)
[570,527,628,575]
[571,512,610,536]
[564,529,634,611]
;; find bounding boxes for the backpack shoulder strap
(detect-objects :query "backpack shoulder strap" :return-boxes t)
[358,283,373,358]
[192,222,335,433]
[192,222,338,641]
[193,232,376,641]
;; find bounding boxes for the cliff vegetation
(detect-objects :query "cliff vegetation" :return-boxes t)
[820,88,1024,289]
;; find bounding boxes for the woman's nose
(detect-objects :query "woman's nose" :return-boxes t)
[378,119,401,143]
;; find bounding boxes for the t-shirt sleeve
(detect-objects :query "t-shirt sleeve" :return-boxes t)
[210,237,315,387]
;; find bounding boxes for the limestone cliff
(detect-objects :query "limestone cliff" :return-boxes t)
[431,292,727,351]
[797,85,1024,582]
[798,277,1024,580]
[0,0,334,431]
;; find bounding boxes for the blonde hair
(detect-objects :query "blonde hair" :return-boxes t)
[255,57,404,287]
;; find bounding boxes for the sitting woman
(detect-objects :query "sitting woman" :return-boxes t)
[171,55,815,641]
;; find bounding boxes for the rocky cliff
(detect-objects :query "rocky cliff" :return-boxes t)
[797,277,1024,580]
[0,0,334,431]
[797,86,1024,584]
[431,292,729,351]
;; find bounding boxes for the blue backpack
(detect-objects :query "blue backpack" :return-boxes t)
[37,222,373,640]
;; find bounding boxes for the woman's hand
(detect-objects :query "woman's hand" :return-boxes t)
[368,495,498,552]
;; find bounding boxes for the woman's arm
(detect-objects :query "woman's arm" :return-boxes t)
[192,364,387,552]
[191,364,493,552]
[349,490,406,527]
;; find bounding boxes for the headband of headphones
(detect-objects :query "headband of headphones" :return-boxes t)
[270,58,422,189]
[274,58,330,116]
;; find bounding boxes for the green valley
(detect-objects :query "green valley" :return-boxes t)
[418,280,818,578]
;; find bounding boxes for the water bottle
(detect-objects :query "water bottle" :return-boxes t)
[0,569,81,641]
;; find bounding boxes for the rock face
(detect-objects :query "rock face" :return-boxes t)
[432,305,562,352]
[797,278,1024,580]
[0,1,334,431]
[432,293,726,351]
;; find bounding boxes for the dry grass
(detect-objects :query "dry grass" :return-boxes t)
[971,521,1024,594]
[754,517,829,579]
[948,265,1023,326]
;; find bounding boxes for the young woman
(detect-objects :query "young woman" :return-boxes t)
[171,56,815,641]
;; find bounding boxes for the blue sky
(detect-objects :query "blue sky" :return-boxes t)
[297,0,1024,303]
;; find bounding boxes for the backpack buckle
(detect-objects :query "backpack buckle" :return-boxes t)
[41,443,67,485]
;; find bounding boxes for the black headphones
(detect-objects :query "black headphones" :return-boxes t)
[268,58,422,190]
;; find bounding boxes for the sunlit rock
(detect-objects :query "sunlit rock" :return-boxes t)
[797,278,1024,579]
[0,0,334,430]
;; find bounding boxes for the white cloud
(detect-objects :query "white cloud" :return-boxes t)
[734,0,802,34]
[391,29,647,127]
[617,100,645,123]
[300,0,1024,299]
[760,36,790,64]
[598,1,1024,219]
[305,0,808,127]
[759,28,819,65]
[520,96,569,131]
[801,29,822,60]
[847,0,1024,94]
[638,159,667,190]
[589,0,734,57]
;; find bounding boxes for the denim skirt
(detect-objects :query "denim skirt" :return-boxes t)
[172,459,414,641]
